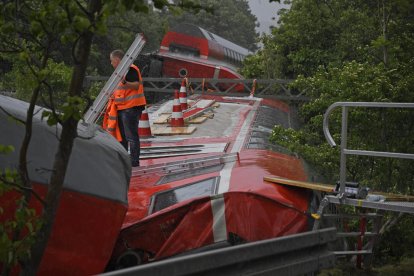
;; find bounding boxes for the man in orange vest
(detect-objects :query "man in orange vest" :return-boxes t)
[106,49,146,167]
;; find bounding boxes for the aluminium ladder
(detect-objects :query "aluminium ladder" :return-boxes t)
[84,33,146,124]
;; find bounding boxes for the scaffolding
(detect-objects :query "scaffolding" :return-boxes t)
[314,102,414,267]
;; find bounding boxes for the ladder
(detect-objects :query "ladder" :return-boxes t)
[84,33,146,124]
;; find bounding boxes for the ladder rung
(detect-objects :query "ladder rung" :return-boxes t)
[334,250,372,255]
[337,232,378,238]
[321,213,383,219]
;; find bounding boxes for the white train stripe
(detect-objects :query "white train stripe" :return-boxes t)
[213,66,220,79]
[212,99,261,241]
[210,194,227,242]
[218,99,261,194]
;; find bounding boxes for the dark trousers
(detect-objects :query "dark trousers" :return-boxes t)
[117,106,144,166]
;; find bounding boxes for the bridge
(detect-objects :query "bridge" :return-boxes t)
[83,76,308,102]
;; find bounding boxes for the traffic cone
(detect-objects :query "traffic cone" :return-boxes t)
[249,79,257,98]
[138,106,152,137]
[170,90,184,127]
[179,79,188,110]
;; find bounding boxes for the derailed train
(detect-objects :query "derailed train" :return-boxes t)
[0,24,318,275]
[138,23,249,81]
[0,92,317,274]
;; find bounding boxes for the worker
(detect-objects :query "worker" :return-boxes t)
[104,49,146,167]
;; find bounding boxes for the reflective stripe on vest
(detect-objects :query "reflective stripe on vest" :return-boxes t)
[104,99,122,141]
[113,64,146,110]
[114,93,145,103]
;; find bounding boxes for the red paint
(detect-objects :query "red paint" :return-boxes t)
[110,97,314,266]
[0,183,127,275]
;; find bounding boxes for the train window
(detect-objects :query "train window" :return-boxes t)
[149,177,220,214]
[169,43,200,57]
[207,31,216,41]
[156,164,224,185]
[179,68,188,77]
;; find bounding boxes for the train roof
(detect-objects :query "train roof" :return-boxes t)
[0,95,130,204]
[170,23,251,57]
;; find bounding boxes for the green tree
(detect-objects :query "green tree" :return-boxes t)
[271,61,414,193]
[243,0,414,192]
[256,0,414,264]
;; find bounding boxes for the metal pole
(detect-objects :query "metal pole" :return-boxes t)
[339,106,348,196]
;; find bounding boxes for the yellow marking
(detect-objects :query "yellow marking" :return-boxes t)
[311,213,321,220]
[264,176,414,203]
[358,200,363,207]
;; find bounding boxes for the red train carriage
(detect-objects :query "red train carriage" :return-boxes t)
[159,23,250,67]
[0,95,130,275]
[106,94,315,269]
[141,24,250,91]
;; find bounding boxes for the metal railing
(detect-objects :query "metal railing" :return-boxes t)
[323,102,414,196]
[83,77,308,101]
[101,228,336,276]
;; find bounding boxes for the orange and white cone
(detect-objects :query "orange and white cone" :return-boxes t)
[179,79,188,110]
[170,90,184,127]
[138,106,152,137]
[249,79,257,98]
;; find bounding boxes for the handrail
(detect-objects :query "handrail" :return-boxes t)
[83,76,308,101]
[323,102,414,195]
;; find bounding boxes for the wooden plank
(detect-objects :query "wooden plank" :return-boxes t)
[151,125,196,135]
[264,176,335,193]
[264,176,414,202]
[371,191,414,202]
[153,113,170,124]
[188,116,208,124]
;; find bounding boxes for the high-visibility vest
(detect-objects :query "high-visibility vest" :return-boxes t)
[102,98,122,141]
[113,64,146,110]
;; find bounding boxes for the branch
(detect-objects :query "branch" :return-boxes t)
[74,0,91,18]
[0,175,46,207]
[40,80,63,126]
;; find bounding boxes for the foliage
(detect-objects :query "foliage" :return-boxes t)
[1,58,72,107]
[374,215,414,264]
[91,8,167,76]
[271,61,414,192]
[0,146,41,268]
[242,0,414,79]
[0,197,41,268]
[257,0,414,265]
